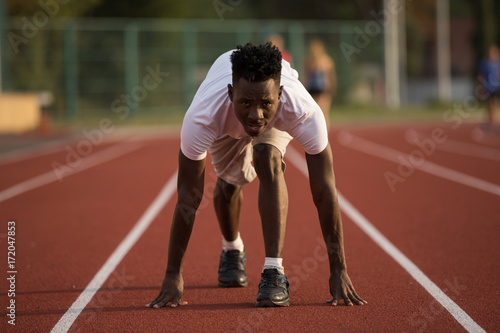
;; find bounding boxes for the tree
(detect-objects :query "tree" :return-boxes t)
[7,0,104,18]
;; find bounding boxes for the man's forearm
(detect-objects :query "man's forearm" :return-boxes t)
[165,151,206,275]
[166,202,198,275]
[305,146,347,271]
[316,190,347,271]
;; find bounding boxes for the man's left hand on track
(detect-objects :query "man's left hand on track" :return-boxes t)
[146,273,188,308]
[327,269,366,306]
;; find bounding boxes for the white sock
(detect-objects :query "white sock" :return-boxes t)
[222,232,244,252]
[263,257,284,274]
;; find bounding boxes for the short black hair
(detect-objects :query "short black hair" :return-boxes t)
[230,42,282,85]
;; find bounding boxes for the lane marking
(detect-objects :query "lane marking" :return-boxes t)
[50,170,178,333]
[337,131,500,197]
[405,129,500,162]
[0,141,143,204]
[0,138,76,166]
[0,131,174,166]
[285,145,486,333]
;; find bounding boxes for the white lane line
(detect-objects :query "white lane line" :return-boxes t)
[337,131,500,197]
[405,129,500,162]
[285,145,486,333]
[0,131,174,166]
[50,171,178,333]
[0,142,143,204]
[0,138,77,166]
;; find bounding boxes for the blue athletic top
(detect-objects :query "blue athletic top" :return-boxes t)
[479,58,500,94]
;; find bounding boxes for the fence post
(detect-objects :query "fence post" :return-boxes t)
[337,24,353,104]
[64,22,78,119]
[384,0,401,109]
[182,23,197,109]
[125,21,139,116]
[288,22,304,76]
[0,0,7,93]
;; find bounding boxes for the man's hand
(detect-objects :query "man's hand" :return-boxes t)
[327,269,366,306]
[146,273,187,308]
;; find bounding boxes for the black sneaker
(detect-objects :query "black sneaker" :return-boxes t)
[256,268,290,307]
[218,250,248,287]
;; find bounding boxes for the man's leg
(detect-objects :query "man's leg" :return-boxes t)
[253,143,290,307]
[213,178,243,242]
[213,177,248,287]
[489,95,497,125]
[252,144,288,258]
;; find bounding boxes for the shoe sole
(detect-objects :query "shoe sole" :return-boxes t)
[218,280,248,288]
[255,298,290,307]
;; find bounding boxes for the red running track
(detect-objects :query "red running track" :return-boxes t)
[0,122,499,332]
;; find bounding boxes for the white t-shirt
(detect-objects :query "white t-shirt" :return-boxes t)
[180,50,329,161]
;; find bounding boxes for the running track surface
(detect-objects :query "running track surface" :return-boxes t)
[1,121,499,333]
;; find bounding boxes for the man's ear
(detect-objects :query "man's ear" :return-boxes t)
[278,85,283,100]
[227,84,234,102]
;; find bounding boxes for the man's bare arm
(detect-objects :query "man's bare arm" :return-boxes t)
[305,143,366,306]
[147,149,206,308]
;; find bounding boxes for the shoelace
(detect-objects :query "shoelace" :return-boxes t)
[260,270,286,288]
[221,251,243,271]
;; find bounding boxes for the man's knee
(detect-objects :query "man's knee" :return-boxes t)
[253,144,284,181]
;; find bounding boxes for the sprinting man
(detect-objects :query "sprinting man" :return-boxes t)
[147,42,365,308]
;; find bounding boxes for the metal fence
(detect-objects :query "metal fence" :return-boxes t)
[2,18,385,120]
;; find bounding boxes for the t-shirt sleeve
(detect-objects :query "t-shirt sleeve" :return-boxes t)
[289,109,329,155]
[282,88,329,155]
[180,101,218,161]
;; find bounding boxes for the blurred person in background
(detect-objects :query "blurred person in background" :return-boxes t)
[268,33,293,65]
[478,44,500,132]
[305,39,336,128]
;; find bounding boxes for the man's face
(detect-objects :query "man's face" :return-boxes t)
[228,78,283,137]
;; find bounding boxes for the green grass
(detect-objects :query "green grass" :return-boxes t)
[49,102,488,132]
[50,107,187,131]
[328,103,485,125]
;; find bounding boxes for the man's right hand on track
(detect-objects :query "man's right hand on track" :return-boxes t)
[146,273,187,308]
